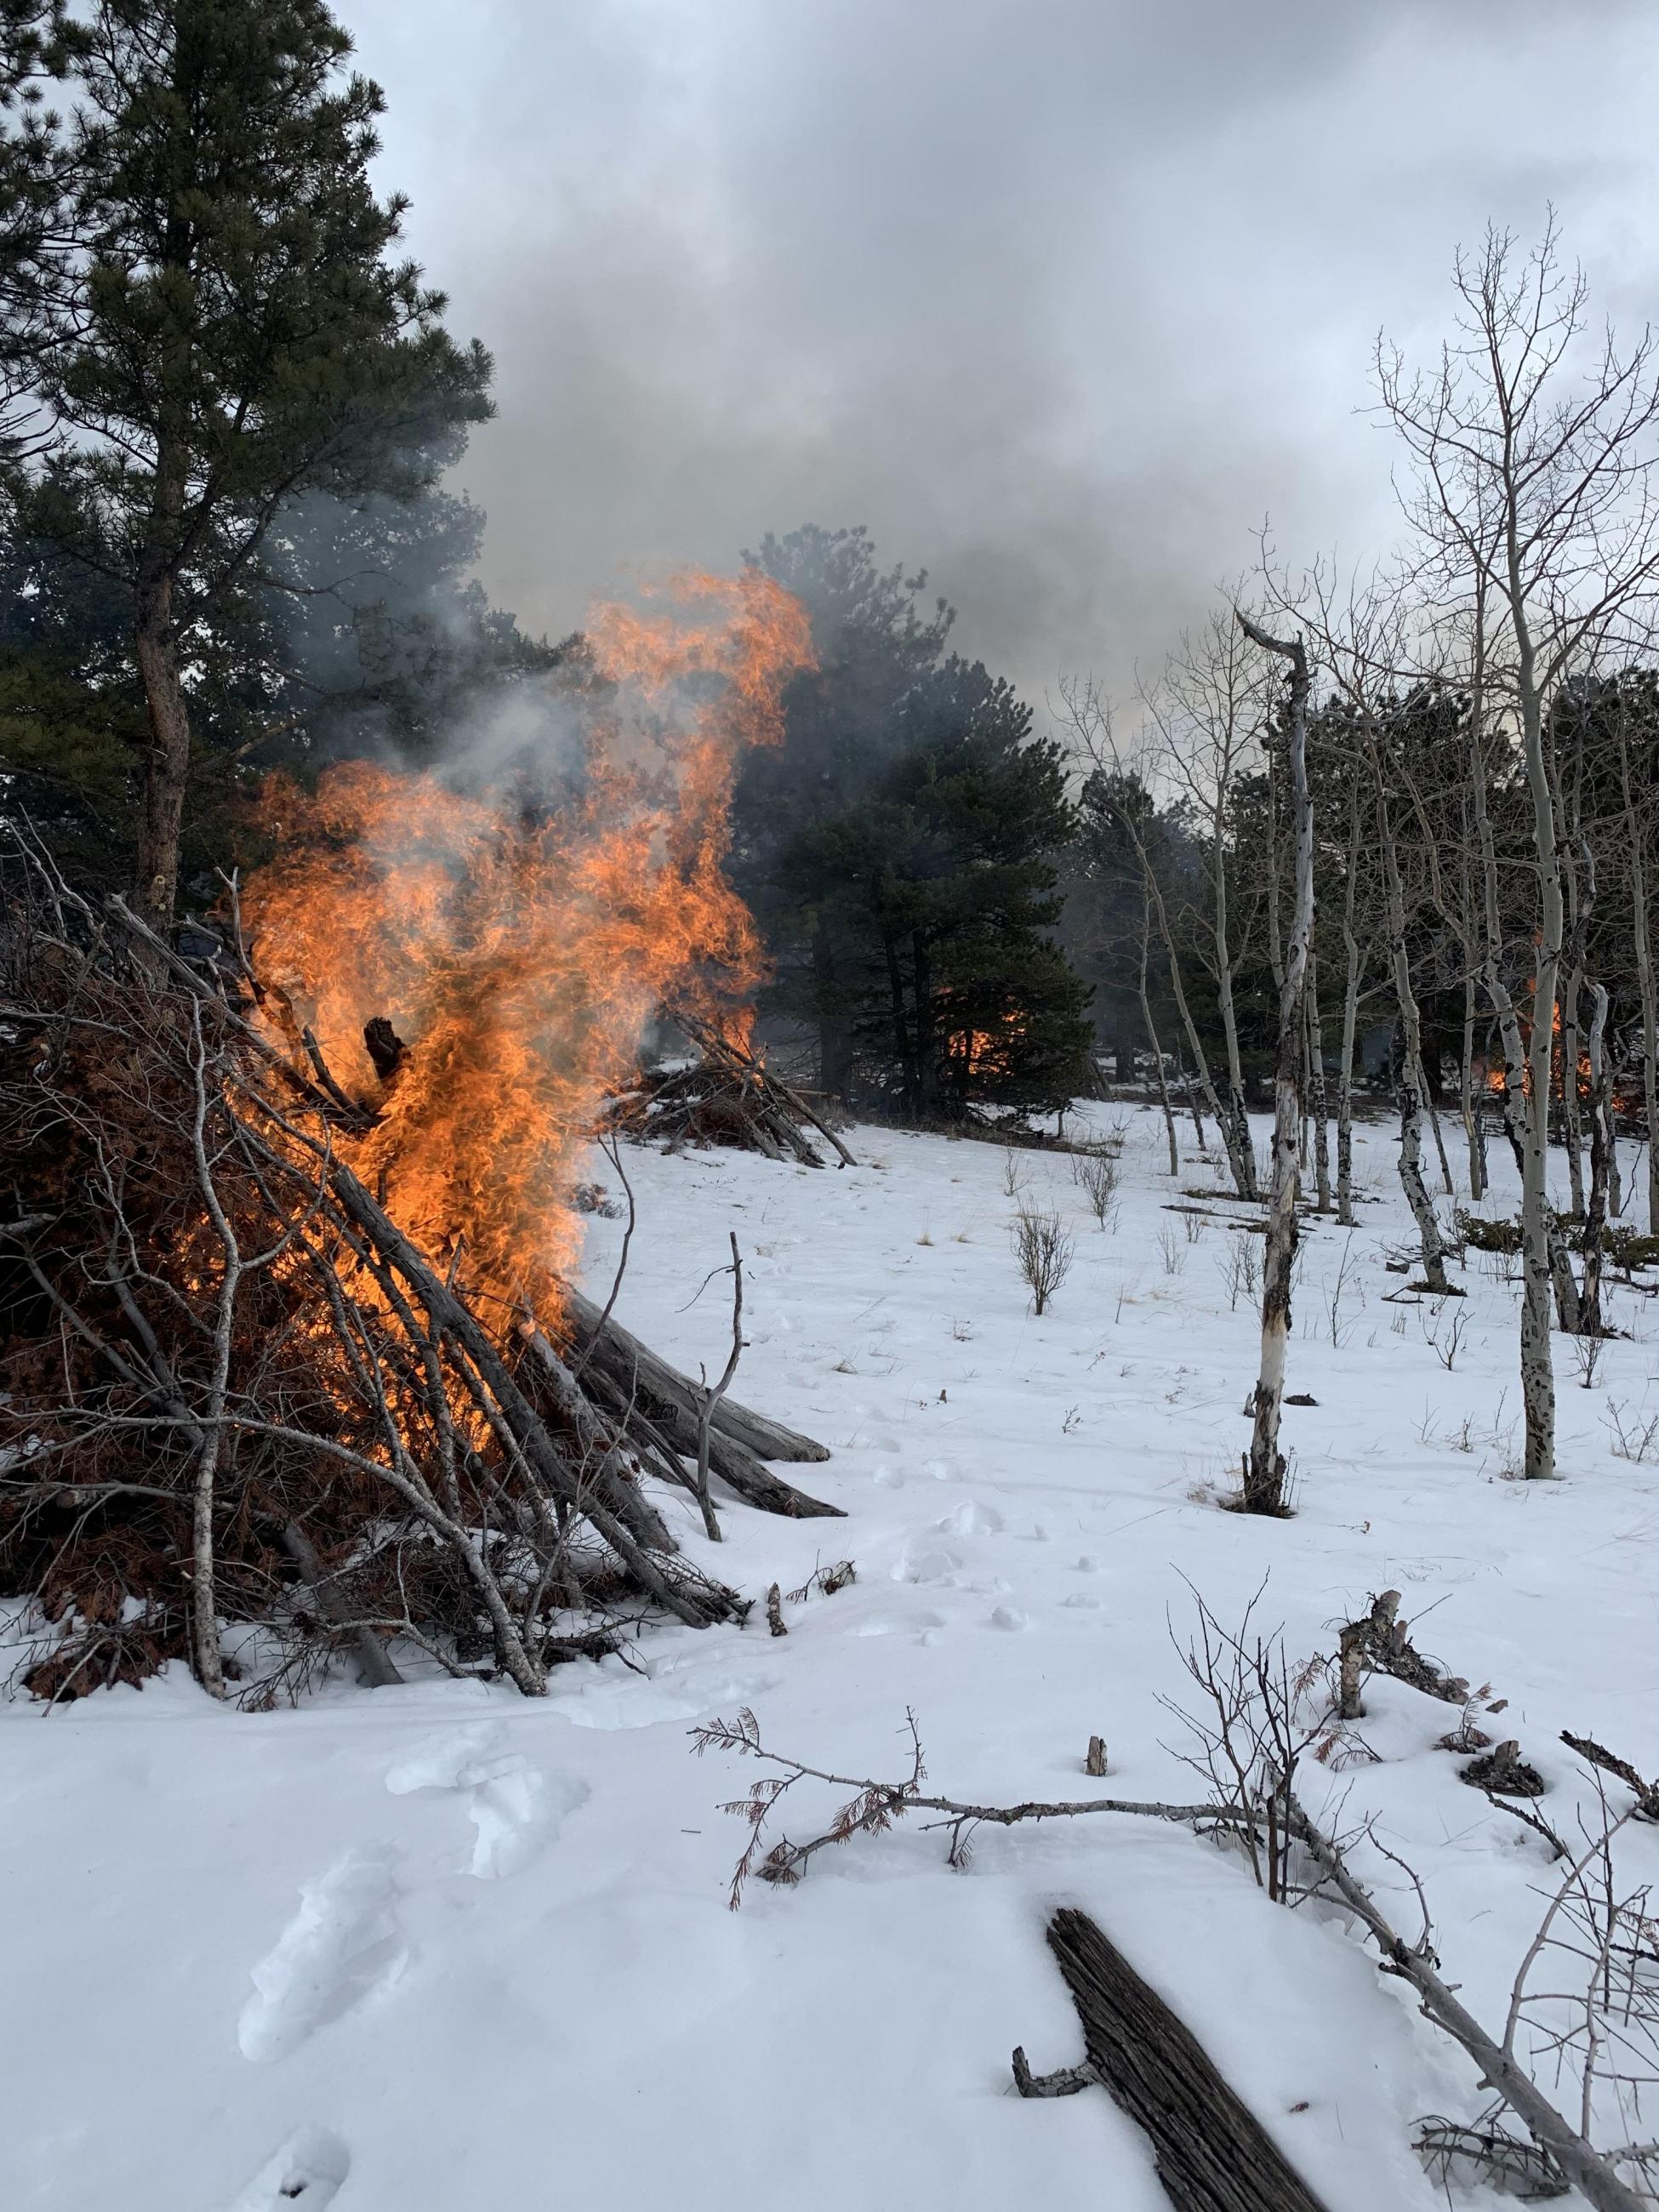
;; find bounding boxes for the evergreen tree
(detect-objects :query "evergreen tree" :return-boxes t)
[0,4,77,452]
[781,654,1092,1120]
[0,448,554,892]
[26,0,492,923]
[733,524,955,1092]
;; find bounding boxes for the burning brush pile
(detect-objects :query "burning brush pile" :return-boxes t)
[0,574,845,1708]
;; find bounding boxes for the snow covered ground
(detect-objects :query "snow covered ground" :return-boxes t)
[6,1105,1659,2211]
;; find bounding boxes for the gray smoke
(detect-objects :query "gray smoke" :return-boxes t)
[339,0,1659,708]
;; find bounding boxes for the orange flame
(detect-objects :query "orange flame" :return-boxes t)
[242,570,814,1314]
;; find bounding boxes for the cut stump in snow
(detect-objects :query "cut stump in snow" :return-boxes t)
[1014,1908,1332,2212]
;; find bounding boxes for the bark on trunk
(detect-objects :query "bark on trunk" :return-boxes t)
[133,458,193,932]
[1561,961,1587,1217]
[1240,615,1314,1515]
[1305,951,1331,1212]
[1582,979,1611,1337]
[1336,774,1364,1229]
[1618,727,1659,1235]
[1210,792,1260,1202]
[1461,959,1487,1202]
[911,932,938,1120]
[1422,1060,1455,1197]
[1016,1908,1334,2212]
[1138,891,1181,1177]
[1377,784,1449,1291]
[882,932,916,1118]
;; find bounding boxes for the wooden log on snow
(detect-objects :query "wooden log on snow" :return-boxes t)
[578,1354,844,1520]
[563,1286,832,1464]
[1014,1908,1332,2212]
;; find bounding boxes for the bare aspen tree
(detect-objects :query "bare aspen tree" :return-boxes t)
[1059,680,1245,1189]
[1455,841,1489,1201]
[1137,881,1182,1176]
[1374,770,1451,1291]
[1237,611,1314,1514]
[1378,219,1659,1479]
[1138,608,1272,1199]
[1305,949,1332,1211]
[1335,767,1368,1227]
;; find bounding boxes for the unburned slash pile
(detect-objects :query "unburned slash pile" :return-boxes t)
[0,842,840,1709]
[605,1006,854,1170]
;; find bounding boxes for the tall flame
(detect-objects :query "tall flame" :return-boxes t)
[241,569,814,1313]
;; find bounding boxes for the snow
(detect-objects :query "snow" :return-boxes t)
[5,1107,1658,2210]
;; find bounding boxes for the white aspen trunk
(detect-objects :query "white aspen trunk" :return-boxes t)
[1422,1061,1455,1198]
[1306,950,1332,1211]
[1514,614,1565,1479]
[1240,615,1314,1515]
[1618,728,1659,1236]
[1337,773,1363,1229]
[1377,782,1451,1292]
[1582,979,1611,1337]
[1138,887,1181,1177]
[1461,960,1487,1202]
[1560,960,1586,1217]
[1211,860,1258,1200]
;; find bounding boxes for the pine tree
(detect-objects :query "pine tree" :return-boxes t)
[782,656,1093,1120]
[29,0,492,924]
[733,523,955,1092]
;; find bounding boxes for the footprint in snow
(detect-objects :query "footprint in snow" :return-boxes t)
[937,1500,1002,1536]
[224,2125,351,2209]
[238,1848,406,2064]
[386,1726,589,1879]
[891,1543,960,1585]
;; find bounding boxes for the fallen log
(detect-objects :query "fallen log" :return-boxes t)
[577,1353,843,1520]
[563,1286,834,1466]
[1014,1907,1332,2212]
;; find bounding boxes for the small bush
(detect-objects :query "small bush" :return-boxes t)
[1012,1207,1074,1314]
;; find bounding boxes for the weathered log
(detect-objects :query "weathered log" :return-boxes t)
[1016,1907,1332,2212]
[573,1326,844,1519]
[562,1286,833,1465]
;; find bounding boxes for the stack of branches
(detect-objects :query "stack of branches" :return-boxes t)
[606,1005,854,1171]
[0,838,839,1710]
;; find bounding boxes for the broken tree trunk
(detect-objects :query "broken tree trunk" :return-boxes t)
[1015,1907,1332,2212]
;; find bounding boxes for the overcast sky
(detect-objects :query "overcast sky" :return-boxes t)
[339,0,1659,704]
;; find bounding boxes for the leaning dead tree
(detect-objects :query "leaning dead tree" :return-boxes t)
[0,840,838,1707]
[1236,610,1314,1515]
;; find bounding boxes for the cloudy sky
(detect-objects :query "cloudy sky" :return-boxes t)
[341,0,1659,704]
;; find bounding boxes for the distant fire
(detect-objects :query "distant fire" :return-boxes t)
[946,1009,1026,1080]
[1481,992,1633,1115]
[242,571,814,1314]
